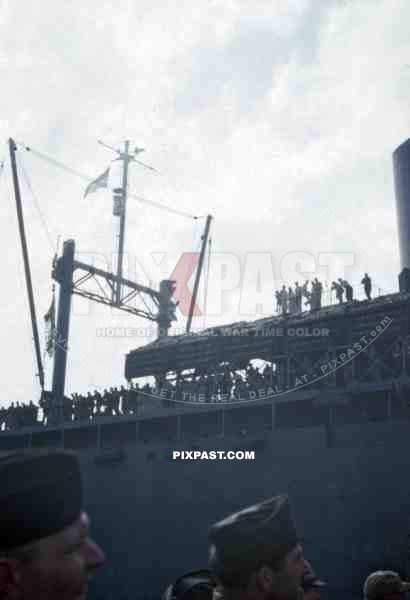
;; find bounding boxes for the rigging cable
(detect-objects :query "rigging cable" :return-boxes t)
[15,141,202,221]
[17,154,56,253]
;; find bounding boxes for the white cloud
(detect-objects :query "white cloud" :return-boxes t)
[0,0,408,403]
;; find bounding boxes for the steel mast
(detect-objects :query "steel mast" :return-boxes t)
[50,140,175,422]
[115,140,131,305]
[8,138,45,391]
[186,214,212,334]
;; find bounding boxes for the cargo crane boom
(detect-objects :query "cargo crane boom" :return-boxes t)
[9,138,45,391]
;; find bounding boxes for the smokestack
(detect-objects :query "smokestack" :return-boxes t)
[393,138,410,293]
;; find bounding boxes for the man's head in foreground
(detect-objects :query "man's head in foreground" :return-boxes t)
[208,494,305,600]
[0,449,105,600]
[162,570,215,600]
[363,571,410,600]
[300,560,325,600]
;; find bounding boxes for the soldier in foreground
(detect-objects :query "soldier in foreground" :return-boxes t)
[162,570,216,600]
[363,571,410,600]
[0,449,105,600]
[208,494,305,600]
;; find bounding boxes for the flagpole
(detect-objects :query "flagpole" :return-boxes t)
[115,140,130,305]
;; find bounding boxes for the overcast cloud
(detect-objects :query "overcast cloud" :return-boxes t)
[0,0,409,403]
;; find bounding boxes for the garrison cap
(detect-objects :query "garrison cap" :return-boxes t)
[162,570,215,600]
[208,494,298,584]
[364,571,410,600]
[0,449,83,551]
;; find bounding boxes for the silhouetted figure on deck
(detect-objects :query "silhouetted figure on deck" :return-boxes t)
[294,281,303,314]
[342,279,353,302]
[279,284,288,314]
[302,280,311,309]
[39,390,52,425]
[362,273,372,300]
[310,278,323,310]
[93,390,103,415]
[113,387,121,415]
[316,278,323,309]
[86,392,94,419]
[263,363,273,386]
[120,385,129,414]
[246,365,257,386]
[288,286,297,314]
[105,388,114,415]
[331,280,344,304]
[0,407,7,430]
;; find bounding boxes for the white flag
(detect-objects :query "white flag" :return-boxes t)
[84,168,110,197]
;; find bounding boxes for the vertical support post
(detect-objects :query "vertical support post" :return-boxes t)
[52,239,75,425]
[221,407,225,438]
[116,140,130,305]
[186,214,212,334]
[271,400,276,431]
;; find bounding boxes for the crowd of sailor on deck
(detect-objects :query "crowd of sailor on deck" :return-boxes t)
[1,363,278,429]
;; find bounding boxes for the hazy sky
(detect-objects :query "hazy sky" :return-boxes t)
[0,0,409,404]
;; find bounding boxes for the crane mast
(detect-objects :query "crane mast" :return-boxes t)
[9,138,45,392]
[9,137,212,424]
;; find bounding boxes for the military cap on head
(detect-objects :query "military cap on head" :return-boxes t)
[364,571,410,600]
[162,570,215,600]
[208,494,298,584]
[0,449,83,551]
